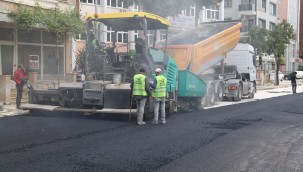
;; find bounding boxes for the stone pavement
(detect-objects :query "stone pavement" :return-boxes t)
[0,80,296,118]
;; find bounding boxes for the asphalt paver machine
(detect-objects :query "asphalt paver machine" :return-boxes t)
[23,12,179,115]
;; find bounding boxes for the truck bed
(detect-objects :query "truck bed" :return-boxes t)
[166,21,242,74]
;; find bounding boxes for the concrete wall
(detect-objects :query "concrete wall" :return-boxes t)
[0,75,11,104]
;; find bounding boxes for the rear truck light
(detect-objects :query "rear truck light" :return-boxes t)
[228,86,237,90]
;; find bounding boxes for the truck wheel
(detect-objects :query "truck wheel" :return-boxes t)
[233,85,242,101]
[216,83,224,101]
[208,85,215,106]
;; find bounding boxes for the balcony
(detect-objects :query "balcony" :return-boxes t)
[239,4,255,11]
[238,4,256,17]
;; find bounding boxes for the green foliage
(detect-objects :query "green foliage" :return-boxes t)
[268,20,295,85]
[267,20,295,60]
[248,26,268,56]
[7,4,84,37]
[7,5,38,32]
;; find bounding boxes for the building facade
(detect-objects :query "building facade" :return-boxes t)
[299,0,302,59]
[0,0,76,79]
[224,0,300,74]
[224,0,279,33]
[278,0,300,72]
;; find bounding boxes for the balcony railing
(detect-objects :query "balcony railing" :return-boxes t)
[239,4,253,11]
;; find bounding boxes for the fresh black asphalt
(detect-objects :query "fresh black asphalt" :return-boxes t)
[1,93,303,172]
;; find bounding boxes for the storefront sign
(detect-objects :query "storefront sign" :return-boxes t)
[29,55,39,69]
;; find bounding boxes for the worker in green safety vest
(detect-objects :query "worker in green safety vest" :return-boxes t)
[150,68,167,124]
[130,67,151,125]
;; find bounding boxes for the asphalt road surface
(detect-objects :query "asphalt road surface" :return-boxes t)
[1,90,303,171]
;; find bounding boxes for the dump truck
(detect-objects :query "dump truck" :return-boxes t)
[166,21,256,107]
[21,12,206,115]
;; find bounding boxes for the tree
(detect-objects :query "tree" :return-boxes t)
[267,20,295,85]
[248,26,269,67]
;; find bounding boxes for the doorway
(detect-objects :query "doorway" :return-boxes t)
[0,44,14,75]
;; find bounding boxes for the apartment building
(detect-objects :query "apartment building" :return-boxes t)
[224,0,279,33]
[0,0,77,78]
[299,0,302,59]
[224,0,300,74]
[278,0,300,72]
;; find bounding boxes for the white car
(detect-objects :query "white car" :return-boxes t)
[270,71,284,81]
[296,71,303,78]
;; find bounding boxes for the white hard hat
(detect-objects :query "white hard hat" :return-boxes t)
[155,68,162,73]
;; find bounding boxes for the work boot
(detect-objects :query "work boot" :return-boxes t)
[151,120,158,125]
[137,121,146,125]
[160,120,166,124]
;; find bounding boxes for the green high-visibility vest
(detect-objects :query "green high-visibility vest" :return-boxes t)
[152,75,167,98]
[132,74,147,96]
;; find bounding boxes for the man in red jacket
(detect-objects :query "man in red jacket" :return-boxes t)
[13,64,27,109]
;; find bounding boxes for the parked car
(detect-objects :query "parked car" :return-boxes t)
[296,71,303,78]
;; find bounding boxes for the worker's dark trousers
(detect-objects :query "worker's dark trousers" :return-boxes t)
[292,83,297,93]
[16,85,23,109]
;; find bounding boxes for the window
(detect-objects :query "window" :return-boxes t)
[258,19,266,28]
[76,33,87,41]
[0,28,14,41]
[18,30,41,43]
[107,0,123,8]
[106,26,115,42]
[248,19,255,30]
[224,0,232,8]
[184,6,195,17]
[160,30,166,41]
[18,45,41,73]
[106,27,128,43]
[206,9,219,20]
[117,31,128,43]
[260,0,266,12]
[80,0,99,5]
[269,22,276,31]
[43,46,64,75]
[269,3,276,16]
[241,19,254,32]
[134,30,138,40]
[43,31,64,45]
[242,20,249,32]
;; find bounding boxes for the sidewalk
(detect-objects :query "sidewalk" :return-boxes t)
[0,104,29,117]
